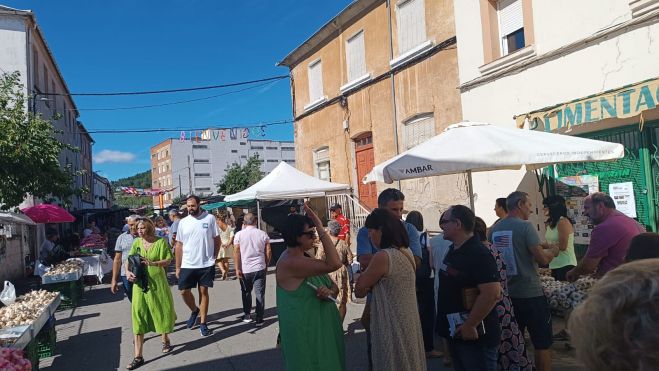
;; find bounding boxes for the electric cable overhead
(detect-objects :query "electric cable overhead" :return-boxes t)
[77,79,281,111]
[76,119,294,134]
[41,75,289,96]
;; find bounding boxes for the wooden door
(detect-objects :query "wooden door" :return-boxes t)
[355,134,377,209]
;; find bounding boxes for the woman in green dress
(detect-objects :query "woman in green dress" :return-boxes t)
[276,203,345,371]
[125,218,176,370]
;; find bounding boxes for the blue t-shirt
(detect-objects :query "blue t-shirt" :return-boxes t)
[356,222,422,258]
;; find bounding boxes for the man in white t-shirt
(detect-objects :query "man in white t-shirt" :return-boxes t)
[233,213,271,326]
[175,195,221,337]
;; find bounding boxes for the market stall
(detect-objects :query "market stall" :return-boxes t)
[223,162,352,260]
[0,290,61,370]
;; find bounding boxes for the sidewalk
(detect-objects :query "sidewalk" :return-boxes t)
[28,267,584,370]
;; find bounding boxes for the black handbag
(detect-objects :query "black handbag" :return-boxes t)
[128,247,149,293]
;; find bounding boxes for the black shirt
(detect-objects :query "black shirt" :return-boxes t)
[436,235,501,346]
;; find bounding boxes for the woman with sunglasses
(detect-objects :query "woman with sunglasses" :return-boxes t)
[276,202,345,371]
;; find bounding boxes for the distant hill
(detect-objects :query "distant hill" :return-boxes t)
[112,170,152,189]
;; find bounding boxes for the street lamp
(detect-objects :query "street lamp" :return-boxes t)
[30,92,52,114]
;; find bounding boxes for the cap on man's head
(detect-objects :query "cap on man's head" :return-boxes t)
[168,208,179,216]
[330,203,342,212]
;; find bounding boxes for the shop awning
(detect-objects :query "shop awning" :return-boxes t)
[0,211,36,225]
[515,77,659,132]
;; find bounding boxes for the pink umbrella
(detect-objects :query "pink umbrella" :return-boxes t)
[20,204,76,223]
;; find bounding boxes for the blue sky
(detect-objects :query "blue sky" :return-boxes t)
[4,0,352,181]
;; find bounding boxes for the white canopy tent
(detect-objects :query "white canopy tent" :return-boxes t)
[364,121,625,210]
[225,161,351,201]
[224,162,351,228]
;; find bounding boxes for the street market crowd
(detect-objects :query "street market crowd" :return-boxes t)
[105,190,659,371]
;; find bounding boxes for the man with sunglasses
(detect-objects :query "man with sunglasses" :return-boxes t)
[436,205,502,370]
[233,213,271,326]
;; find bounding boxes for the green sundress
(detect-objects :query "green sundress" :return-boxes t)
[129,237,176,335]
[276,274,345,371]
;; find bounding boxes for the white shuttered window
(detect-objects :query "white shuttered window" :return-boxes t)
[396,0,427,54]
[404,114,435,150]
[498,0,525,55]
[346,31,366,82]
[308,60,324,103]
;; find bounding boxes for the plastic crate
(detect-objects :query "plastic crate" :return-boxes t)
[42,279,83,310]
[25,338,40,371]
[36,316,56,359]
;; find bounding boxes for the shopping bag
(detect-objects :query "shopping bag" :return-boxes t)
[1,281,16,306]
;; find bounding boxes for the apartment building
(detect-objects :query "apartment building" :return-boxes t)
[278,0,467,223]
[0,5,94,211]
[454,0,659,232]
[150,137,295,207]
[92,172,114,209]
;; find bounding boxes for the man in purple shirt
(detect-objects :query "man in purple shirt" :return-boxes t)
[566,192,644,281]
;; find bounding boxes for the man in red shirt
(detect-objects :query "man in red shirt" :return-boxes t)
[330,203,350,246]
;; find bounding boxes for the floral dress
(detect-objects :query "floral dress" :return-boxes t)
[487,243,533,371]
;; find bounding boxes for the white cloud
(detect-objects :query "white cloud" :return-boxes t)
[94,150,136,164]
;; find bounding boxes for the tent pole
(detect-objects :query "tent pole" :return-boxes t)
[467,170,475,211]
[257,200,262,231]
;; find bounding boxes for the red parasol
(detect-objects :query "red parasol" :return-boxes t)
[20,204,76,223]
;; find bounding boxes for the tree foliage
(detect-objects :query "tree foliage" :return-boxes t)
[0,72,80,210]
[216,155,263,195]
[111,170,152,189]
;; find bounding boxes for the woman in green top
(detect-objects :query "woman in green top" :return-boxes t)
[276,203,345,371]
[541,196,577,281]
[125,218,176,370]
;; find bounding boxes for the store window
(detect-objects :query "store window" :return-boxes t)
[314,147,331,181]
[403,113,435,150]
[396,0,427,54]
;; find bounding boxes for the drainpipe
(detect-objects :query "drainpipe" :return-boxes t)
[386,0,401,190]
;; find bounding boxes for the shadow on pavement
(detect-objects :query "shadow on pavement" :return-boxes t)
[45,327,122,371]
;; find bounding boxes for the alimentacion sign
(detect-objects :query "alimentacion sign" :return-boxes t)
[516,77,659,132]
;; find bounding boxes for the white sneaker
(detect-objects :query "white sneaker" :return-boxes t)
[242,315,253,323]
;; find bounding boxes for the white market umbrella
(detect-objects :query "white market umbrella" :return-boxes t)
[364,121,624,210]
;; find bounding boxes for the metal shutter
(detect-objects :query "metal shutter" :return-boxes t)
[308,60,324,102]
[498,0,523,37]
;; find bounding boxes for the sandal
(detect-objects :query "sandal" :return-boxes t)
[126,356,144,370]
[162,341,173,353]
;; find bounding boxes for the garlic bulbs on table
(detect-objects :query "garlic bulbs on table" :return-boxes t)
[541,275,596,311]
[0,290,59,329]
[43,260,84,277]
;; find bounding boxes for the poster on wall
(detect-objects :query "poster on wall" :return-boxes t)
[557,175,599,245]
[609,182,637,218]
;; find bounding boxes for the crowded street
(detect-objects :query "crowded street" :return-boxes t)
[1,0,659,370]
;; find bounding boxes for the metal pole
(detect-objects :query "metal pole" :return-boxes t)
[256,200,262,231]
[386,0,401,191]
[187,156,192,195]
[178,174,182,198]
[467,170,475,211]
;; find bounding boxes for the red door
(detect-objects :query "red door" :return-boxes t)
[355,134,377,209]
